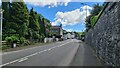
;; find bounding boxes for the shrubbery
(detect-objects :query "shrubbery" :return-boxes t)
[5,35,19,43]
[20,37,31,45]
[20,37,26,44]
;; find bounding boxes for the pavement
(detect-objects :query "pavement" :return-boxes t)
[0,39,102,67]
[70,42,102,66]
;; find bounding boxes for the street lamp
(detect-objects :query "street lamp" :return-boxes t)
[0,9,4,45]
[81,3,88,19]
[81,3,89,41]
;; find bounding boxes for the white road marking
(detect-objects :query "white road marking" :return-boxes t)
[0,41,72,67]
[0,59,19,67]
[18,57,28,62]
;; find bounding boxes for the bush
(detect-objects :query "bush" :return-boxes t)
[20,37,31,45]
[24,40,30,45]
[5,35,19,43]
[40,34,45,42]
[5,37,12,43]
[33,31,40,39]
[20,37,26,44]
[1,45,11,50]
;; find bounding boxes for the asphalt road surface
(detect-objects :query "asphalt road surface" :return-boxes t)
[1,39,80,66]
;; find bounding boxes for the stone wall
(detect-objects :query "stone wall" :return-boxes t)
[85,2,120,66]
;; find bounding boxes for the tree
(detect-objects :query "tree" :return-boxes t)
[29,8,41,40]
[44,18,51,37]
[91,3,103,16]
[2,0,11,40]
[2,0,52,43]
[40,18,46,37]
[85,3,103,32]
[29,8,40,31]
[1,0,10,29]
[11,1,29,37]
[85,16,92,32]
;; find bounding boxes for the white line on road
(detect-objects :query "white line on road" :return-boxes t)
[0,59,19,67]
[0,41,72,67]
[18,57,28,62]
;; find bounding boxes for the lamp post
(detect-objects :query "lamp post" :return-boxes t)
[81,3,89,41]
[0,9,4,45]
[81,3,88,19]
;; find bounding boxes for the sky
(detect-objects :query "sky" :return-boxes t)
[26,2,104,32]
[0,0,104,32]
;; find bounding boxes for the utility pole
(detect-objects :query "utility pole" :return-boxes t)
[81,3,87,19]
[0,9,4,45]
[81,3,88,41]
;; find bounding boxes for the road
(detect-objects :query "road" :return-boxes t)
[1,39,80,66]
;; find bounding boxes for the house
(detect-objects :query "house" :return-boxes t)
[51,24,63,38]
[63,32,76,39]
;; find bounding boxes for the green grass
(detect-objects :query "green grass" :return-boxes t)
[0,45,11,50]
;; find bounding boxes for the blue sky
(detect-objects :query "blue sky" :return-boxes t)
[26,2,104,32]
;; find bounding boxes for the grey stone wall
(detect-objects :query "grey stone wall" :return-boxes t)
[85,2,120,66]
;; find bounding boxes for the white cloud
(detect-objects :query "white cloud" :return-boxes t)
[63,28,82,32]
[81,5,93,11]
[51,19,62,26]
[53,5,92,26]
[51,22,58,26]
[1,0,116,2]
[65,29,73,32]
[25,0,71,8]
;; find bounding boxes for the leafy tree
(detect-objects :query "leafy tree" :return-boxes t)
[29,8,40,32]
[40,18,46,37]
[2,0,52,44]
[29,8,41,40]
[91,3,103,16]
[85,16,91,32]
[85,3,103,32]
[1,0,10,29]
[2,0,11,40]
[11,1,29,37]
[44,18,51,37]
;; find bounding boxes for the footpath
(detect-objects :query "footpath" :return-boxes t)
[70,41,102,66]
